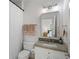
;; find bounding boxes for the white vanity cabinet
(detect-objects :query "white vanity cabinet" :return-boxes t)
[35,46,67,59]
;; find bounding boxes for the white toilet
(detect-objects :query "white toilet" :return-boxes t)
[18,50,30,59]
[18,41,35,59]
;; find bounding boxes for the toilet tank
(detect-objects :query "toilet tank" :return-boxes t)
[23,41,35,50]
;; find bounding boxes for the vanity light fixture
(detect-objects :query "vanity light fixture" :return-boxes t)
[41,5,61,13]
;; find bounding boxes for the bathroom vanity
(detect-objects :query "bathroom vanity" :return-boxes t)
[34,37,69,59]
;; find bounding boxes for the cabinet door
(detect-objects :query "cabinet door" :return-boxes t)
[35,52,48,59]
[35,47,48,59]
[48,50,66,59]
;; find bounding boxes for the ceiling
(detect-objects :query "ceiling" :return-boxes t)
[41,0,62,8]
[10,0,66,10]
[24,0,63,8]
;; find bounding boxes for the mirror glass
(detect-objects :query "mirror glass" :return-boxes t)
[40,14,57,37]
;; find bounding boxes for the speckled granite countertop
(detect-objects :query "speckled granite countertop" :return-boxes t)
[35,41,68,53]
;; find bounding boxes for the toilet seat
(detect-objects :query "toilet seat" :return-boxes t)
[18,50,30,59]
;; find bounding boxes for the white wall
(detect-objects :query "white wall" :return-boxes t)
[23,0,42,43]
[9,1,23,59]
[62,7,70,51]
[58,6,70,51]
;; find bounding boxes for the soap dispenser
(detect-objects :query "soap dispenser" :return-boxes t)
[59,37,63,44]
